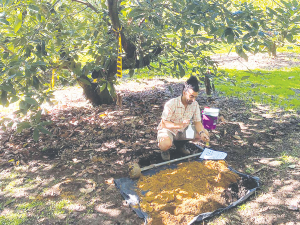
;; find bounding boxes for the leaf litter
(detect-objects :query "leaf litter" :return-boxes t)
[0,68,299,224]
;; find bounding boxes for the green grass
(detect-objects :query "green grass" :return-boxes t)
[215,67,300,110]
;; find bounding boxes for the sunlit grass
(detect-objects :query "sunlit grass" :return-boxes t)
[237,203,251,211]
[0,212,28,225]
[280,152,297,163]
[215,67,300,110]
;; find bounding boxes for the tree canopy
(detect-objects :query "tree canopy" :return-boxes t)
[1,0,300,137]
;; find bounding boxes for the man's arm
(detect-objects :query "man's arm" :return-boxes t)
[162,119,190,130]
[193,103,210,142]
[194,121,209,136]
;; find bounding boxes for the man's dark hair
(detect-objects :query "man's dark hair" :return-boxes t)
[183,75,199,92]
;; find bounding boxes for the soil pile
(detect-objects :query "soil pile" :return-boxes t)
[136,160,240,225]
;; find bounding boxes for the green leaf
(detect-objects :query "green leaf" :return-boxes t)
[10,96,19,104]
[0,18,9,25]
[19,100,28,110]
[275,8,285,14]
[33,128,39,141]
[107,82,111,92]
[99,83,107,92]
[242,33,251,41]
[28,4,39,12]
[251,22,259,30]
[17,122,31,133]
[236,46,248,61]
[14,11,23,33]
[286,33,295,43]
[24,96,38,105]
[32,61,46,66]
[1,84,13,92]
[227,34,234,44]
[224,27,233,36]
[178,63,185,77]
[1,90,8,106]
[35,110,42,123]
[193,25,199,34]
[3,52,9,59]
[32,76,40,89]
[243,44,250,51]
[37,125,51,135]
[224,28,234,44]
[78,78,91,86]
[292,0,298,7]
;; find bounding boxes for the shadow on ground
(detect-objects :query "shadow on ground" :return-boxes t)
[0,79,299,225]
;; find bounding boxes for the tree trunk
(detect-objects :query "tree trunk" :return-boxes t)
[77,76,114,105]
[76,0,162,106]
[270,42,277,57]
[204,75,212,95]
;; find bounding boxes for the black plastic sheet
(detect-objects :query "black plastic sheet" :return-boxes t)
[115,158,260,224]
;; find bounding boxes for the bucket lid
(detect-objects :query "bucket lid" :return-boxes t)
[203,108,219,116]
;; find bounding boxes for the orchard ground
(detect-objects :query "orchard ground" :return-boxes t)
[0,53,299,225]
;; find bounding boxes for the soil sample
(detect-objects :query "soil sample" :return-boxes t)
[136,160,240,225]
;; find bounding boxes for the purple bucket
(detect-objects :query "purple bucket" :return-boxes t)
[202,108,219,130]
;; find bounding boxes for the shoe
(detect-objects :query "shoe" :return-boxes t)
[174,141,190,155]
[161,150,170,161]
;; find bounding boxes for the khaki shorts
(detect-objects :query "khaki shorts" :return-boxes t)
[157,125,197,143]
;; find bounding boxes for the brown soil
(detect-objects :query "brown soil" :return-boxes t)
[136,160,240,225]
[0,54,299,225]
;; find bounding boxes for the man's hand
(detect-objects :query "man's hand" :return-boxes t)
[200,132,210,142]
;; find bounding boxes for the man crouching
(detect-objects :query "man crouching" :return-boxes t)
[157,76,210,161]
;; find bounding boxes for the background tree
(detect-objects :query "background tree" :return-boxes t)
[0,0,299,137]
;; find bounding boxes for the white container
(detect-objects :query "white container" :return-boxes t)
[203,108,220,117]
[186,124,194,139]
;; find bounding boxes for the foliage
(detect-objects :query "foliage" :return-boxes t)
[215,67,300,110]
[0,0,300,139]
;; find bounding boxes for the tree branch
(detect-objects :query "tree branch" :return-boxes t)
[105,0,163,76]
[123,46,163,69]
[107,0,136,59]
[0,45,13,54]
[72,0,99,13]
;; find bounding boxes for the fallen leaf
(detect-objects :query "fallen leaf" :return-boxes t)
[61,132,69,138]
[86,168,95,173]
[79,188,94,194]
[105,178,114,185]
[233,135,241,140]
[118,139,126,145]
[219,115,226,123]
[231,215,241,221]
[287,205,299,211]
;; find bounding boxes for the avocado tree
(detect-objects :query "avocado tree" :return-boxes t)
[0,0,299,137]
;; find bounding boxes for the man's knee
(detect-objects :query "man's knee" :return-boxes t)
[158,137,172,151]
